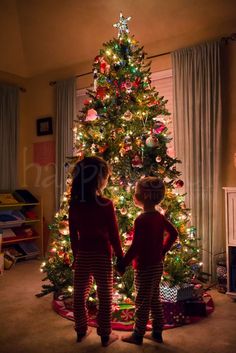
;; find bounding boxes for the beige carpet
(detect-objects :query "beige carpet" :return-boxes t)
[0,259,235,353]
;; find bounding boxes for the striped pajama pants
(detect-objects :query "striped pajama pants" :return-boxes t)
[73,251,113,336]
[134,262,164,336]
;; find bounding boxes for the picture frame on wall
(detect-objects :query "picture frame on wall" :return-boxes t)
[36,117,53,136]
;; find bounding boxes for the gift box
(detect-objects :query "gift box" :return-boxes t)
[162,301,187,325]
[160,282,194,302]
[184,299,207,317]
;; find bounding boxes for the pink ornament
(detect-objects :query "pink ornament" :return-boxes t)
[85,109,98,121]
[153,121,166,134]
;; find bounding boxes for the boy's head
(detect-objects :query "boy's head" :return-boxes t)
[134,177,165,208]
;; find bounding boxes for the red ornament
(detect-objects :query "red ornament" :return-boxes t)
[131,154,143,168]
[99,144,108,153]
[83,99,90,105]
[96,86,107,100]
[175,179,184,188]
[100,59,110,74]
[94,55,101,64]
[63,253,70,265]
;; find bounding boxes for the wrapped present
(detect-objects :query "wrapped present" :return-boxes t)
[160,282,194,302]
[111,303,135,324]
[162,301,187,325]
[184,298,207,317]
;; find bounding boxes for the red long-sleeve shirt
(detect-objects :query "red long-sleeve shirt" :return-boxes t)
[69,196,123,259]
[123,211,178,269]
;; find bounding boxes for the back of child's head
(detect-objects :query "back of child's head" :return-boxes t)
[70,156,109,203]
[135,176,165,205]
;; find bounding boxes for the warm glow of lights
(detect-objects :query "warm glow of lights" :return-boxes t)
[68,286,74,293]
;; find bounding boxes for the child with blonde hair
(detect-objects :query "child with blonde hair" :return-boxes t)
[118,176,178,345]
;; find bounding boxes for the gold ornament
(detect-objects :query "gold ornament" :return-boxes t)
[58,221,70,235]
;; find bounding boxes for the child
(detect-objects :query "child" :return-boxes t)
[118,176,178,345]
[69,156,123,346]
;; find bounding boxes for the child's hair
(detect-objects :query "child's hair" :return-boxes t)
[135,176,165,205]
[70,156,109,203]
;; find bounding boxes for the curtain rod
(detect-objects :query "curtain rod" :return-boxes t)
[49,33,236,86]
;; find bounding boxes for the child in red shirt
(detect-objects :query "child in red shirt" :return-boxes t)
[69,156,123,346]
[118,176,178,345]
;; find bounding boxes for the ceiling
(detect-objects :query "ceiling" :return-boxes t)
[0,0,235,78]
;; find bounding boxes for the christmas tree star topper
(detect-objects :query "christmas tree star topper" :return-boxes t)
[113,12,131,37]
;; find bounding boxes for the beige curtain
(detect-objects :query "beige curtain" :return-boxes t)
[55,78,76,210]
[0,83,19,190]
[171,41,222,277]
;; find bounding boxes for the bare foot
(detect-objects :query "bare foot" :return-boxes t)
[76,328,92,342]
[121,334,143,345]
[101,333,119,347]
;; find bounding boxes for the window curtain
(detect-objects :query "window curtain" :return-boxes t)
[55,78,76,210]
[0,83,19,190]
[171,41,222,277]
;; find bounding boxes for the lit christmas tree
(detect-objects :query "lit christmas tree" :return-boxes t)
[39,14,201,303]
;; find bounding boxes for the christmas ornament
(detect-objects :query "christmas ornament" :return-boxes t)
[124,80,132,93]
[113,13,131,38]
[122,110,133,121]
[100,58,110,74]
[146,135,158,148]
[94,55,101,64]
[63,253,70,265]
[99,144,108,153]
[135,137,142,147]
[156,156,162,163]
[58,221,70,235]
[131,154,143,168]
[175,179,184,188]
[85,109,98,121]
[96,86,107,100]
[120,208,127,215]
[83,99,90,105]
[153,121,166,134]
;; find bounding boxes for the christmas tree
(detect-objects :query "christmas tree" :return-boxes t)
[39,14,201,302]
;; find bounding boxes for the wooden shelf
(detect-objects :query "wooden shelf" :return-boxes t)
[3,235,40,245]
[0,192,43,258]
[0,202,39,209]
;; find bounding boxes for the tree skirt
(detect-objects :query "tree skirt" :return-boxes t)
[52,293,214,331]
